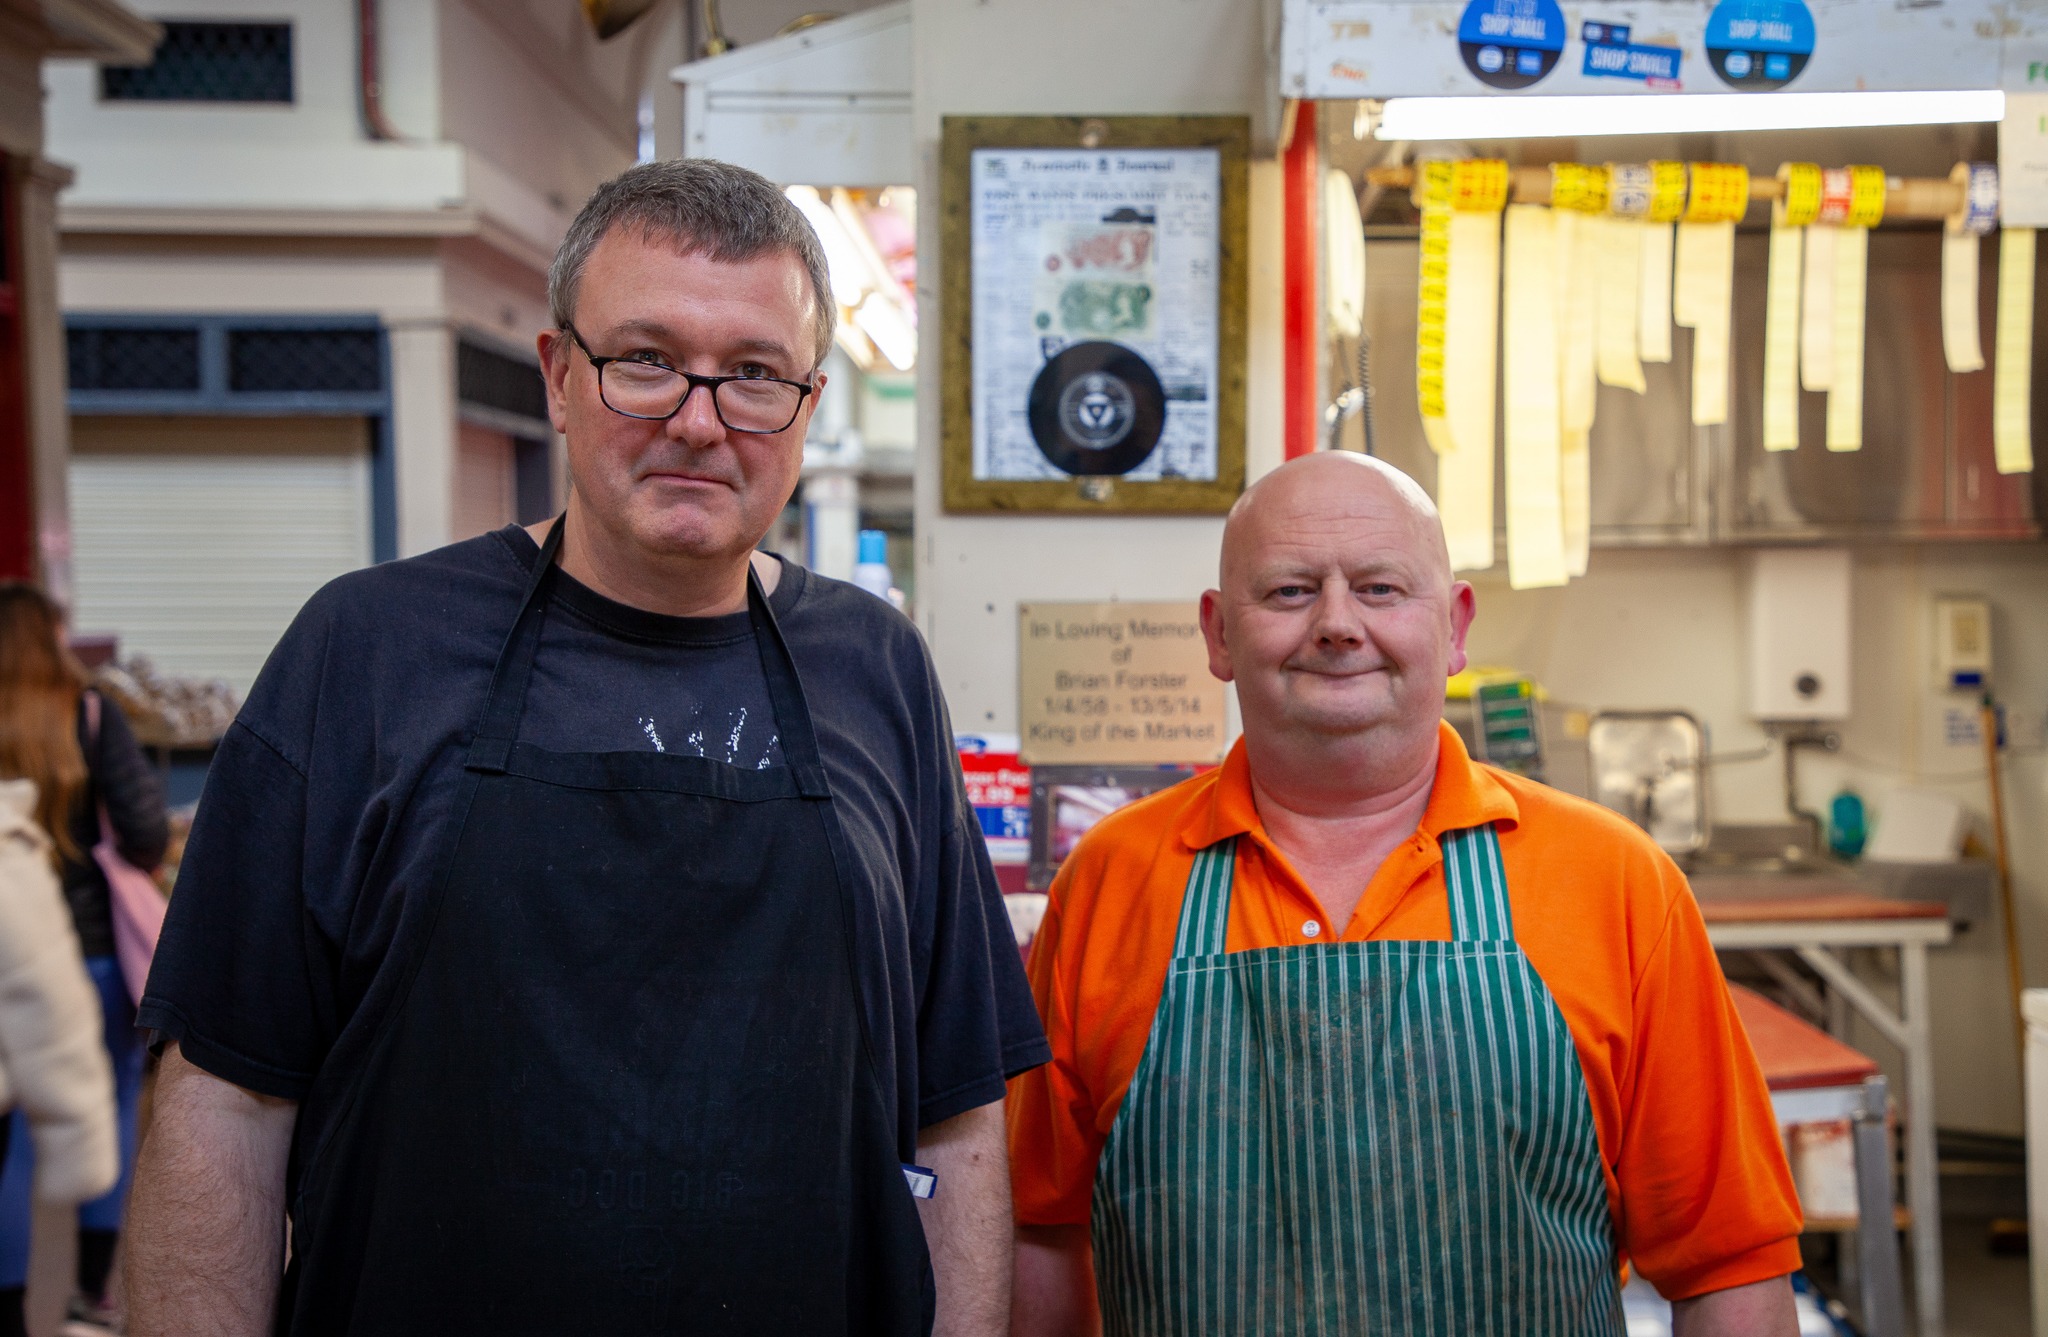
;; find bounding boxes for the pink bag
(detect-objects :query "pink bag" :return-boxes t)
[84,692,168,1008]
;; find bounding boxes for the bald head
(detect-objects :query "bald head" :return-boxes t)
[1199,450,1474,786]
[1221,452,1451,593]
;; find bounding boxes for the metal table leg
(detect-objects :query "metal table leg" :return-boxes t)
[1854,1075,1906,1337]
[1794,942,1943,1337]
[1900,942,1943,1337]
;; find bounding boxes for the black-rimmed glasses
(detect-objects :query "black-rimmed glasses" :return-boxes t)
[563,324,814,434]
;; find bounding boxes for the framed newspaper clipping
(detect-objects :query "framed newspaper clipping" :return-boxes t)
[940,115,1249,514]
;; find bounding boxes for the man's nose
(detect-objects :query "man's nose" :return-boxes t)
[1309,580,1366,645]
[665,380,726,446]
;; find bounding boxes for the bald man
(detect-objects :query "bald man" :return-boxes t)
[1006,454,1803,1337]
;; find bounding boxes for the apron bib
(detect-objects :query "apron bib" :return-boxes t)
[1092,825,1625,1337]
[282,521,930,1335]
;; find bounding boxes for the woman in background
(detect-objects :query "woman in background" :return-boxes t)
[0,585,166,1337]
[0,778,119,1333]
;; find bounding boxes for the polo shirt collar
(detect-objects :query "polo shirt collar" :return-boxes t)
[1183,719,1521,854]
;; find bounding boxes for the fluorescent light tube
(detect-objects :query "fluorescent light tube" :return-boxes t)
[854,292,917,371]
[786,185,874,308]
[1377,89,2005,141]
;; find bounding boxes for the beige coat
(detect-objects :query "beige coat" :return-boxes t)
[0,780,118,1203]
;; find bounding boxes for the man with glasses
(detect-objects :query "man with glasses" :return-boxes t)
[122,159,1047,1336]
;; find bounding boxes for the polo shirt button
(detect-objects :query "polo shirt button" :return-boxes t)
[1302,920,1322,938]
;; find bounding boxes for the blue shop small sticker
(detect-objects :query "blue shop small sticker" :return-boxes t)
[1458,0,1566,90]
[1704,0,1814,90]
[1581,18,1682,87]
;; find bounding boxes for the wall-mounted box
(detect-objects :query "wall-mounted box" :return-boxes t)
[1934,597,1992,692]
[1747,548,1852,721]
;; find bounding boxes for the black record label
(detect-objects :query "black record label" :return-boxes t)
[1026,341,1167,478]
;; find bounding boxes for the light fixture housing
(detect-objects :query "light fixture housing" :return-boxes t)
[1375,89,2005,141]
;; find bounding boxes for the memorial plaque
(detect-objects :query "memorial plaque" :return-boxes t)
[1017,601,1227,765]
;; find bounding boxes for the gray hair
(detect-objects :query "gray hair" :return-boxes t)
[547,158,837,369]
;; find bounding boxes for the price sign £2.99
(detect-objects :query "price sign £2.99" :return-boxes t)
[1018,602,1229,765]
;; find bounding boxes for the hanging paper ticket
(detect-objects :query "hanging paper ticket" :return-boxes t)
[1801,225,1835,391]
[1674,162,1748,427]
[1994,227,2036,474]
[1441,160,1509,571]
[1560,430,1591,577]
[1594,212,1646,393]
[1942,162,1998,374]
[1601,165,1652,390]
[1415,161,1454,454]
[1636,162,1686,367]
[1442,209,1500,571]
[1763,163,1821,451]
[1503,205,1569,590]
[1552,216,1598,440]
[1825,165,1886,452]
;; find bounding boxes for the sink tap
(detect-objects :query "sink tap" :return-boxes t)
[1779,726,1841,856]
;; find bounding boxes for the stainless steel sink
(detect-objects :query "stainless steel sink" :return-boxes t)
[1680,823,1834,878]
[1679,823,1994,928]
[1683,851,1836,878]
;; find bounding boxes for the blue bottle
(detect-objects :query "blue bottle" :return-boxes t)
[852,529,894,600]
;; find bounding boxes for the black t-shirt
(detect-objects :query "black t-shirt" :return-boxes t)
[516,557,784,768]
[142,526,1047,1182]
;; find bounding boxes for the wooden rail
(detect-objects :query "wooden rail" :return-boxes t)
[1363,165,1968,220]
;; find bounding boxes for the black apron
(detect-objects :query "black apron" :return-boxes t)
[281,520,931,1335]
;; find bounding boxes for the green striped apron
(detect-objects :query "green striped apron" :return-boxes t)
[1092,825,1626,1336]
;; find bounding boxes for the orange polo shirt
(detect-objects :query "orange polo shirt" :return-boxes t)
[1008,722,1803,1302]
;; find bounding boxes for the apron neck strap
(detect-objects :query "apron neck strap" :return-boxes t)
[1170,837,1237,959]
[742,559,832,799]
[1170,824,1516,958]
[471,515,567,755]
[1440,824,1515,943]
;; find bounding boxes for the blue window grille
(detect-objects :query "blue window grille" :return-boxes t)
[229,328,381,394]
[67,326,201,392]
[456,339,550,424]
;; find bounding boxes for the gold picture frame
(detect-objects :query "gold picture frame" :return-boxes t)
[939,114,1250,514]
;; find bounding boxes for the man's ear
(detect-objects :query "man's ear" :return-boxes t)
[795,365,828,437]
[1199,589,1234,683]
[1445,581,1477,678]
[539,328,573,435]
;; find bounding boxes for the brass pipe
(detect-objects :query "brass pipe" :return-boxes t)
[1983,695,2026,1072]
[700,0,732,56]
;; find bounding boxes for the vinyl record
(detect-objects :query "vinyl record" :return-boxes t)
[1026,341,1167,478]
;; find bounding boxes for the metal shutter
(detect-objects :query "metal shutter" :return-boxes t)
[453,422,515,541]
[68,416,372,696]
